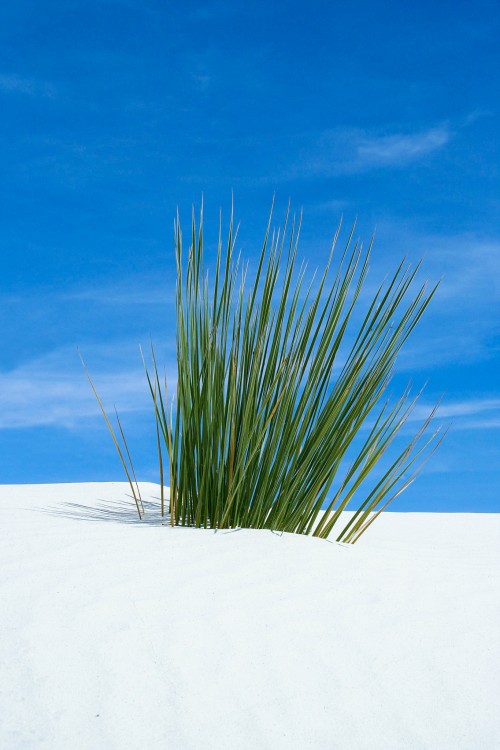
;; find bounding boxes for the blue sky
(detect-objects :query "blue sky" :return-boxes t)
[1,0,499,511]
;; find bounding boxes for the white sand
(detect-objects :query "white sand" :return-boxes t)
[1,482,499,749]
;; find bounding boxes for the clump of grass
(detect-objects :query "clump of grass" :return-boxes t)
[85,202,444,542]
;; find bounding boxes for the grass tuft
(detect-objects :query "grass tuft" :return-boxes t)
[86,203,444,542]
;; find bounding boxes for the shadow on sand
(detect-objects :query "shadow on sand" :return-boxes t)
[41,495,169,526]
[39,497,338,540]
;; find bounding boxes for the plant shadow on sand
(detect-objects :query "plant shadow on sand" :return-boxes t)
[41,496,167,526]
[40,497,320,537]
[40,497,253,533]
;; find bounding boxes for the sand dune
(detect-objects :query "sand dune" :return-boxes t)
[1,482,499,749]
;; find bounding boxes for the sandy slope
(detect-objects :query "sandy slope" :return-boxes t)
[1,482,499,750]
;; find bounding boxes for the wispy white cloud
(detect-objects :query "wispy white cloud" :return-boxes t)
[0,268,176,313]
[356,127,450,167]
[451,417,500,431]
[0,344,177,430]
[288,124,451,178]
[3,337,498,434]
[413,236,500,308]
[358,393,500,436]
[412,398,500,423]
[63,276,176,307]
[365,222,500,371]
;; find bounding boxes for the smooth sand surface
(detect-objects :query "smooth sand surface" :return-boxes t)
[1,482,499,749]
